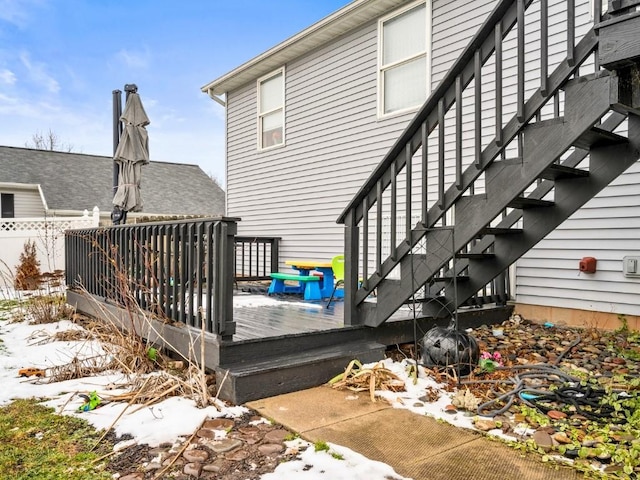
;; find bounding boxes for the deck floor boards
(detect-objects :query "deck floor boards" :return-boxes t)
[231,292,417,341]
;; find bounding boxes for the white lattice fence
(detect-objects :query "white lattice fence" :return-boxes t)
[0,218,93,232]
[0,208,99,285]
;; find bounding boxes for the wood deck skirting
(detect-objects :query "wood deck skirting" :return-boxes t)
[67,290,223,365]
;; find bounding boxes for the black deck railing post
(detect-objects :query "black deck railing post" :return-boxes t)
[344,211,361,326]
[271,238,280,274]
[215,219,237,339]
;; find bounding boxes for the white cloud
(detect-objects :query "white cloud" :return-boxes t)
[19,51,60,93]
[0,0,29,26]
[0,69,17,85]
[116,48,150,69]
[0,0,46,27]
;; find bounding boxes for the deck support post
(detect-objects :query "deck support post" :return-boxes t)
[344,211,362,326]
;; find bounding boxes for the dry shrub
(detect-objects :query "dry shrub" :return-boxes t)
[106,370,201,407]
[48,354,119,382]
[27,293,75,324]
[14,240,41,290]
[53,329,91,342]
[68,311,161,376]
[328,359,405,402]
[66,235,220,410]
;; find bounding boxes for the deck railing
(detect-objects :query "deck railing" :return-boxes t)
[65,217,238,339]
[234,236,280,282]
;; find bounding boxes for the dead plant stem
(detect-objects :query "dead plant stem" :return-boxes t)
[92,375,152,451]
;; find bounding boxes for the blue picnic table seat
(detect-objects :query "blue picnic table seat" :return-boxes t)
[268,272,322,301]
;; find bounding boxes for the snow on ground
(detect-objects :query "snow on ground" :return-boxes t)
[0,294,412,480]
[233,292,323,309]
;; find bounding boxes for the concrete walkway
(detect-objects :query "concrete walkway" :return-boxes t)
[247,386,583,480]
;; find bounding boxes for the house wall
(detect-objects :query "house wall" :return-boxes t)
[0,186,45,218]
[224,0,640,318]
[226,0,494,266]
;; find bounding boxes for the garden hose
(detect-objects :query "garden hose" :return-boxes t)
[462,334,627,419]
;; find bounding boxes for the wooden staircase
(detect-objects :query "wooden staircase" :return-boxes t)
[338,0,640,328]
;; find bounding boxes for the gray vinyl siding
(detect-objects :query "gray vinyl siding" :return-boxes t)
[0,187,44,217]
[226,18,416,267]
[224,0,639,317]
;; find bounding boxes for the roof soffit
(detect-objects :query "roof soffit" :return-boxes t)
[201,0,408,96]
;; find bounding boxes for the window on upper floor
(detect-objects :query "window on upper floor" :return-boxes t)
[1,193,15,218]
[257,68,285,150]
[379,1,429,116]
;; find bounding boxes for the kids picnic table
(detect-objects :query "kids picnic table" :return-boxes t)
[267,259,343,301]
[285,260,337,299]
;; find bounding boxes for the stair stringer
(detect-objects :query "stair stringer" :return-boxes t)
[422,113,640,317]
[426,111,627,288]
[364,74,620,328]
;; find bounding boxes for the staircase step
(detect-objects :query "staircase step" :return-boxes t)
[507,197,554,209]
[215,340,386,404]
[573,126,627,150]
[539,164,589,180]
[432,275,470,282]
[478,227,524,236]
[456,252,496,259]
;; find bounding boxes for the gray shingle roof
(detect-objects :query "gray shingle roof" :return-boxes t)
[0,146,225,216]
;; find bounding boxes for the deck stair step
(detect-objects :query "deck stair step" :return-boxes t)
[573,126,628,150]
[215,340,386,404]
[478,227,524,236]
[456,252,495,259]
[539,164,589,181]
[507,197,554,209]
[431,275,470,283]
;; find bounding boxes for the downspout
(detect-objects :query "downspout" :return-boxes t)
[36,184,49,214]
[207,88,226,107]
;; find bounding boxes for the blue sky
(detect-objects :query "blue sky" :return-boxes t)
[0,0,350,185]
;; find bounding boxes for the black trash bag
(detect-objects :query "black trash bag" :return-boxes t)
[420,323,479,375]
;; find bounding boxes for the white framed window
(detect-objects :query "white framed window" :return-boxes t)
[257,68,285,150]
[378,1,429,117]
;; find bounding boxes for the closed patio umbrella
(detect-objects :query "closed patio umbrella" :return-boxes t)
[112,90,150,221]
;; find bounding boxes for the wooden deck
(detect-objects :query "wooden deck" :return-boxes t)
[68,287,512,404]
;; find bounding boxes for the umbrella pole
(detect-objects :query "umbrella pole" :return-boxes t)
[112,89,123,225]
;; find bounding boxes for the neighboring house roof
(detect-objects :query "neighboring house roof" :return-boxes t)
[0,146,225,216]
[201,0,406,96]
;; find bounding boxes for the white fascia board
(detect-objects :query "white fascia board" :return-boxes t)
[201,0,407,96]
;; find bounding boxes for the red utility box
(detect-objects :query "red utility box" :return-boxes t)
[579,257,597,273]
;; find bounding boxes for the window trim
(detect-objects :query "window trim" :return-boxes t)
[257,67,286,151]
[377,0,431,119]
